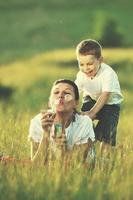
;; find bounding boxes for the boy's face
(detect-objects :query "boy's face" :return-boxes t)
[77,54,102,78]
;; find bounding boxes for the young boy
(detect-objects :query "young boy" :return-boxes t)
[75,39,123,154]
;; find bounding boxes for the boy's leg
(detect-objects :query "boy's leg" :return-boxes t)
[81,100,120,155]
[100,142,111,157]
[95,104,120,155]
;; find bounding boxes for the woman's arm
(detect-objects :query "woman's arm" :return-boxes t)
[30,135,49,165]
[30,139,39,160]
[82,138,93,164]
[29,111,54,164]
[73,138,94,166]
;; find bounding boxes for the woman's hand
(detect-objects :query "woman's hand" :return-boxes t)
[41,110,55,133]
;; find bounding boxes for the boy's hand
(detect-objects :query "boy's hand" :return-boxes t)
[82,92,111,120]
[82,110,96,120]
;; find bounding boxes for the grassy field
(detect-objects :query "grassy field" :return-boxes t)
[0,0,133,199]
[0,48,133,200]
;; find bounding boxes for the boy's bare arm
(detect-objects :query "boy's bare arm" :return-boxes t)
[83,91,111,119]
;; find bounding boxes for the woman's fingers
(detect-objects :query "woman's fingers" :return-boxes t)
[41,120,53,130]
[41,111,54,132]
[41,110,55,119]
[41,118,53,125]
[41,112,52,119]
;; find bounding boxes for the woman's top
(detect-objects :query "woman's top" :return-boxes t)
[28,113,95,150]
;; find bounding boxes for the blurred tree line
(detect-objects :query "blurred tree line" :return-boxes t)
[98,18,124,47]
[0,0,132,64]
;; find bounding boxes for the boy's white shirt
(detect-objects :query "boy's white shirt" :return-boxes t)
[28,113,95,150]
[75,62,123,105]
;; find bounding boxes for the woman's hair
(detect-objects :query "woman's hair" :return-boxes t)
[76,39,102,59]
[53,79,79,101]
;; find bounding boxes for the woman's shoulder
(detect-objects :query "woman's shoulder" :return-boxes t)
[31,113,41,124]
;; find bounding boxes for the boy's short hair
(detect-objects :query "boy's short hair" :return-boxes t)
[76,39,102,59]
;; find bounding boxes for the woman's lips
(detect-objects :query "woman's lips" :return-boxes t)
[59,99,64,104]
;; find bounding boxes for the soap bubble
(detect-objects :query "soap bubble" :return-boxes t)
[49,94,74,112]
[64,94,74,101]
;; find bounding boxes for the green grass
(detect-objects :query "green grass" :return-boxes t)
[0,1,133,198]
[0,48,133,199]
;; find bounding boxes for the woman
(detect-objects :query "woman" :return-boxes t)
[28,79,95,166]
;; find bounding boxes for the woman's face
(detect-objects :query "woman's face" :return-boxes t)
[50,83,78,113]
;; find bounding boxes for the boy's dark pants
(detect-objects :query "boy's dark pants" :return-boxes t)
[81,98,120,146]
